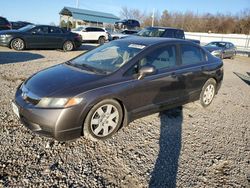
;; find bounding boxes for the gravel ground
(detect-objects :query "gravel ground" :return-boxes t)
[0,46,249,187]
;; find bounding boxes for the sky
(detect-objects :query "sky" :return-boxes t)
[0,0,249,24]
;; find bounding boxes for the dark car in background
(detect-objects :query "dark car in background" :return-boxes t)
[0,16,12,31]
[0,24,82,51]
[11,21,33,30]
[12,37,223,141]
[136,27,200,44]
[114,19,140,30]
[203,41,236,59]
[111,29,138,40]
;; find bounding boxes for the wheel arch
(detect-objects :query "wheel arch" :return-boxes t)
[9,37,27,49]
[80,96,129,136]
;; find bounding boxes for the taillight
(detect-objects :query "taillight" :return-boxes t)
[75,34,82,40]
[6,24,11,29]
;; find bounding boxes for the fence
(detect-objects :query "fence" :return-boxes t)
[185,32,250,52]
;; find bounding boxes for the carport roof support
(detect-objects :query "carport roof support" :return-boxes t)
[60,7,120,24]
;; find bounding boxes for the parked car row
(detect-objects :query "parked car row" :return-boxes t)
[0,16,237,58]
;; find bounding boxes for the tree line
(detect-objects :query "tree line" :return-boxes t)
[120,7,250,34]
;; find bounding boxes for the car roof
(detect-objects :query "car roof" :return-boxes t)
[209,41,231,44]
[145,26,184,31]
[116,36,192,46]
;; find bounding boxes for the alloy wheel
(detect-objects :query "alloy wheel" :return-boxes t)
[203,84,215,105]
[11,38,24,50]
[90,104,119,137]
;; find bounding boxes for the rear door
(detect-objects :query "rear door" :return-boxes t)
[47,26,64,48]
[177,44,208,100]
[85,27,97,40]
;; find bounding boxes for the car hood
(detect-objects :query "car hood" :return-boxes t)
[24,64,105,98]
[203,46,223,52]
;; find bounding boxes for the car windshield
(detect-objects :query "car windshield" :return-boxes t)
[136,28,165,37]
[206,42,226,48]
[69,41,145,74]
[18,24,35,31]
[72,27,85,31]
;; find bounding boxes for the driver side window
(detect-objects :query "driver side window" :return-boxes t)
[139,45,177,71]
[125,45,177,76]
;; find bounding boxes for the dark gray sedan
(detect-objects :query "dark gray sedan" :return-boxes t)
[0,24,82,51]
[204,41,236,59]
[13,37,223,141]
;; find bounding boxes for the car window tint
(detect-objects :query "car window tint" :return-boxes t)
[181,45,204,65]
[96,28,104,32]
[31,26,48,34]
[0,18,8,24]
[164,30,175,38]
[175,30,185,39]
[85,27,93,32]
[139,45,177,70]
[49,27,62,34]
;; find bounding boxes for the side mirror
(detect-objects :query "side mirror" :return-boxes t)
[138,66,156,80]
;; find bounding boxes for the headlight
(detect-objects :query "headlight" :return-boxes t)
[0,34,11,38]
[36,97,83,108]
[211,50,222,56]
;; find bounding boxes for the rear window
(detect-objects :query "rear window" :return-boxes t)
[181,45,205,65]
[137,28,165,37]
[0,17,8,25]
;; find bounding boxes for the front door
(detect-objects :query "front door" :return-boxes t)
[122,44,183,117]
[26,26,49,48]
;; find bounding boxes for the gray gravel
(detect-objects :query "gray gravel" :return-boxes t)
[0,46,249,187]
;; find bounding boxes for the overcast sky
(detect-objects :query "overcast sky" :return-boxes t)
[1,0,249,24]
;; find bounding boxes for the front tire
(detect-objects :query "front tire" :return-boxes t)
[83,99,123,141]
[62,40,74,51]
[200,78,217,107]
[11,38,25,51]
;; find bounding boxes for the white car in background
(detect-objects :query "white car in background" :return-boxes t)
[72,26,110,44]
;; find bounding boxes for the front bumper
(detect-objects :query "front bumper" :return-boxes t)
[14,89,84,141]
[0,37,10,47]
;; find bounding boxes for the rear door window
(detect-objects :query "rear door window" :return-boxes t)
[0,18,8,25]
[49,27,62,34]
[175,30,185,39]
[164,30,175,38]
[30,26,48,34]
[181,45,205,65]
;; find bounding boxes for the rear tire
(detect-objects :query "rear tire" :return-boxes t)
[83,99,123,141]
[11,38,25,51]
[98,36,105,45]
[62,40,74,51]
[200,78,217,108]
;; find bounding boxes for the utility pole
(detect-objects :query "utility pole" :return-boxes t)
[76,0,79,8]
[152,8,155,27]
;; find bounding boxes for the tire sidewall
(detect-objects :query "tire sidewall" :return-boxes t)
[63,40,74,51]
[11,38,25,51]
[98,37,105,45]
[200,78,217,108]
[83,99,123,141]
